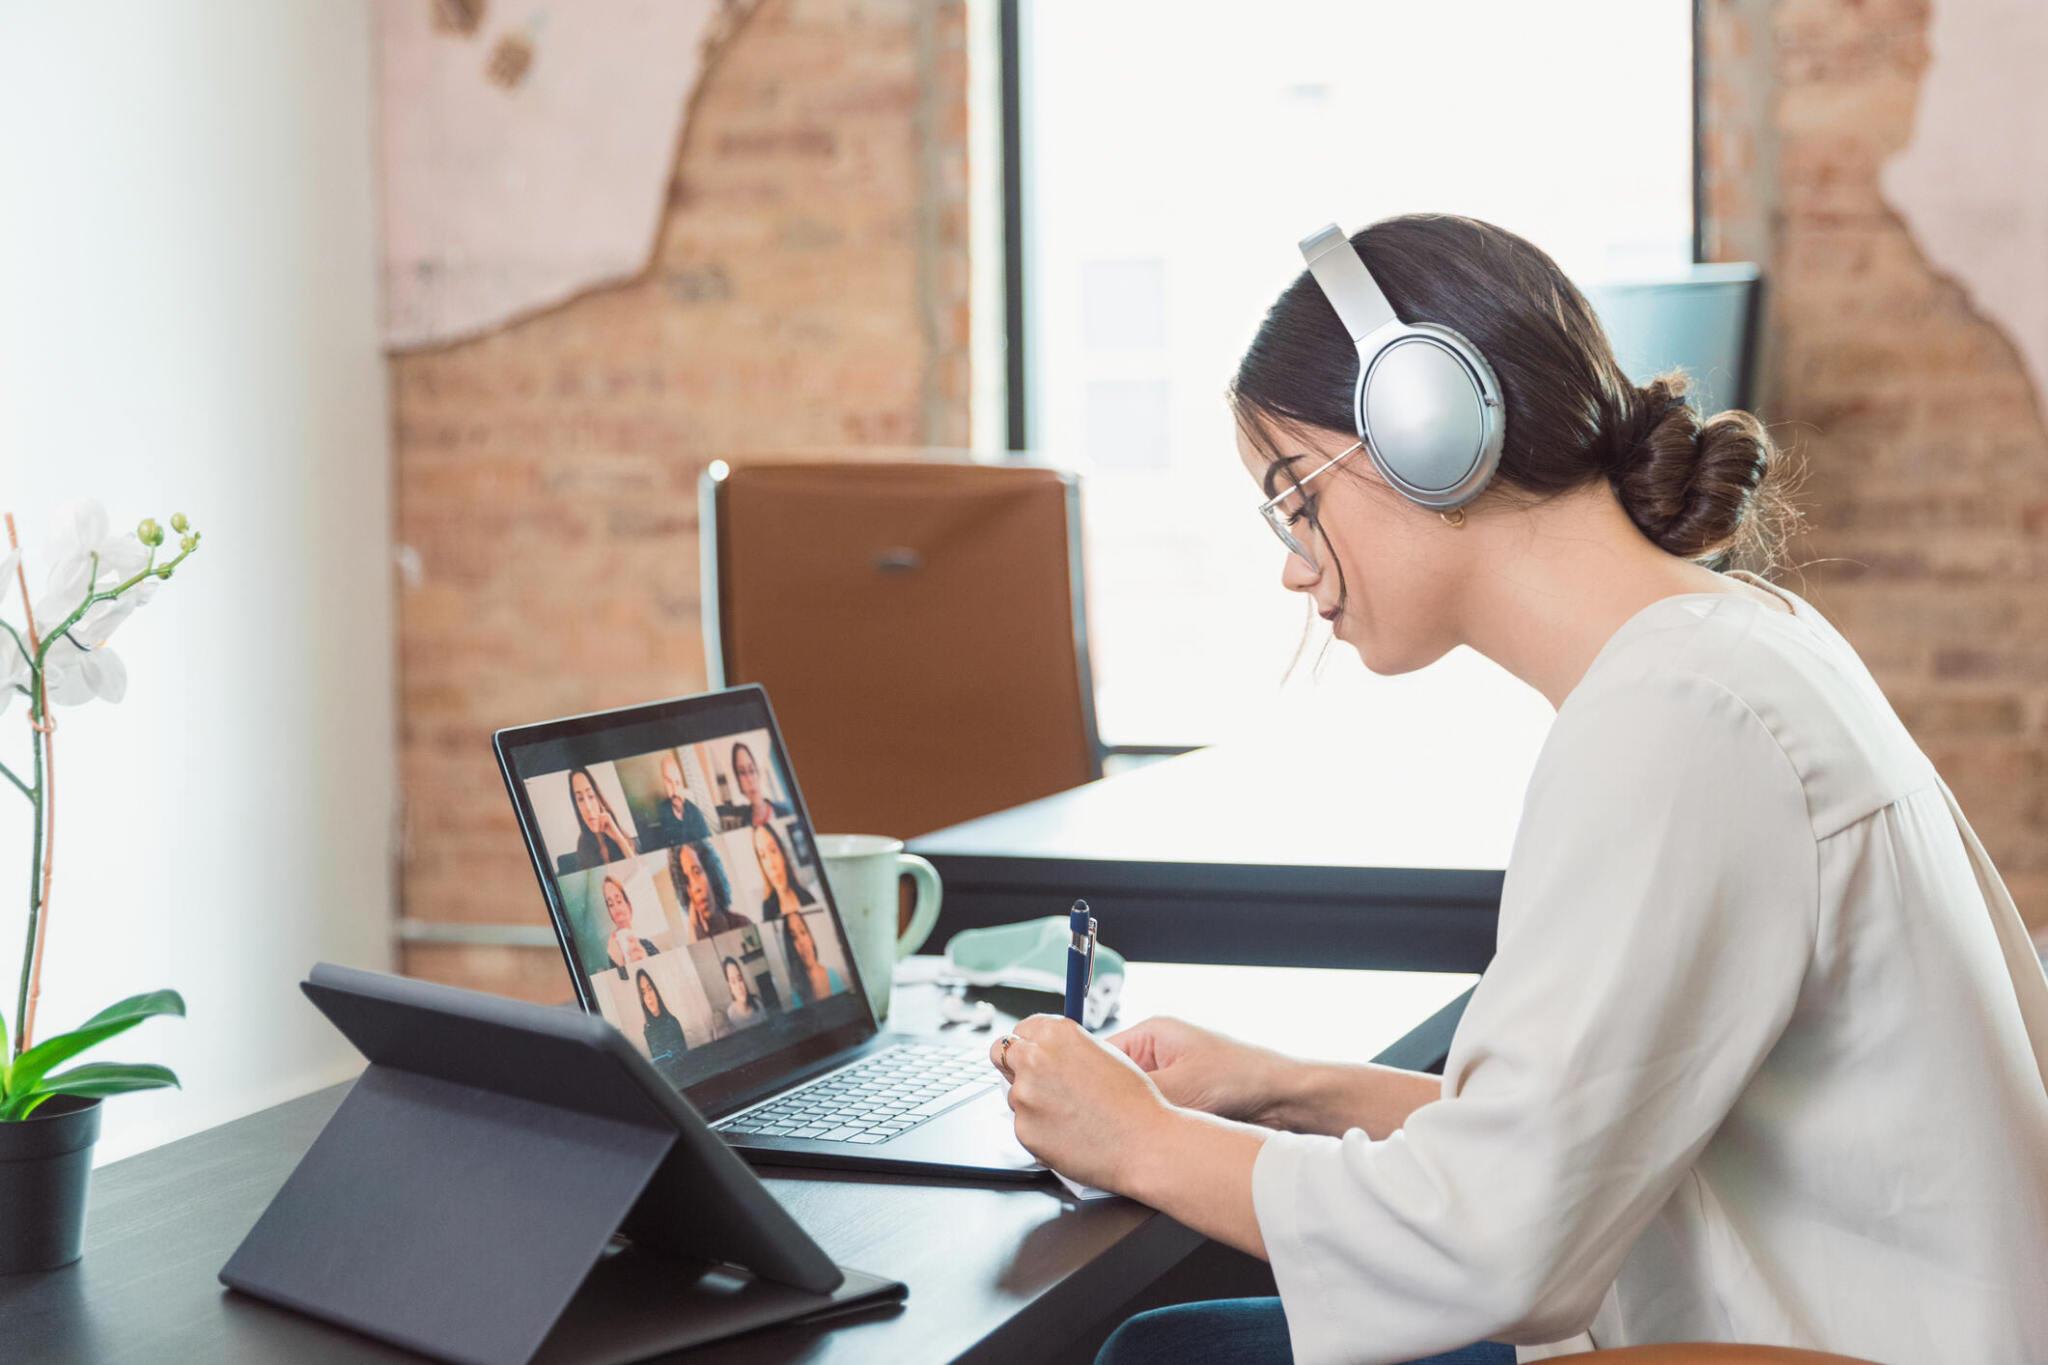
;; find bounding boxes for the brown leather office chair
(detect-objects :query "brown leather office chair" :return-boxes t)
[1581,1348,1879,1364]
[700,458,1103,839]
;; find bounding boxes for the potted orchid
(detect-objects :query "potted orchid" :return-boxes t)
[0,502,197,1273]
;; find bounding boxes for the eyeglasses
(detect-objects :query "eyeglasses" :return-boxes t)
[1255,438,1364,572]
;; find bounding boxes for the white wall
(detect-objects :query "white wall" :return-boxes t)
[0,0,393,1162]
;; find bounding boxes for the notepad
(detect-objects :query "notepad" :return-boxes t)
[1051,1169,1119,1202]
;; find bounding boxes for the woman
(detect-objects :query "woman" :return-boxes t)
[731,741,793,828]
[599,874,658,980]
[668,840,750,940]
[990,216,2048,1365]
[752,822,816,921]
[780,912,843,1007]
[721,955,766,1031]
[568,766,636,868]
[635,968,688,1084]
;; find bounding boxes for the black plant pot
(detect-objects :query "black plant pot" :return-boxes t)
[0,1095,101,1273]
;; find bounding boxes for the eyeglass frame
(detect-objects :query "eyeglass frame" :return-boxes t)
[1255,438,1365,570]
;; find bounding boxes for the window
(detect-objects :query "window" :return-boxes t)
[995,1,1695,754]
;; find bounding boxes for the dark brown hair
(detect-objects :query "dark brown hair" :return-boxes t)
[1229,213,1791,566]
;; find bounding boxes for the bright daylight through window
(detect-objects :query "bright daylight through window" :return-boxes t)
[1008,1,1695,779]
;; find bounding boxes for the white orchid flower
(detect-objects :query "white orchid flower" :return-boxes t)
[41,635,127,707]
[0,504,164,711]
[40,500,148,612]
[24,503,160,708]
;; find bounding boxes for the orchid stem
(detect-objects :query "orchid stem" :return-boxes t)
[20,689,51,1055]
[6,512,42,1060]
[0,760,27,802]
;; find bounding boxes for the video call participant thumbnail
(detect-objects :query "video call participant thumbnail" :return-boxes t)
[635,967,689,1085]
[752,821,816,921]
[780,912,844,1007]
[642,750,714,849]
[720,955,768,1032]
[569,765,637,869]
[731,740,792,829]
[668,840,751,940]
[601,873,660,978]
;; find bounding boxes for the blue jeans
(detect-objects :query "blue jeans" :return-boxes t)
[1096,1297,1514,1365]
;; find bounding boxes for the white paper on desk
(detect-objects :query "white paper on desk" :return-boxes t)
[1052,1168,1119,1201]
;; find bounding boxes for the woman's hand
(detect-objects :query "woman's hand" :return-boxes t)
[1107,1016,1290,1124]
[991,1014,1174,1193]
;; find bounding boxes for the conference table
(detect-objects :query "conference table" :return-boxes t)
[1,959,1478,1364]
[910,732,1538,973]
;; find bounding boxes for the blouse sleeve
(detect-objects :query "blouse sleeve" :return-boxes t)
[1252,671,1818,1364]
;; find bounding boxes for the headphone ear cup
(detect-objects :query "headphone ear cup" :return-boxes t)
[1355,326,1505,510]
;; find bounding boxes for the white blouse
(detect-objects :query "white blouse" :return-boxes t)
[1252,582,2048,1364]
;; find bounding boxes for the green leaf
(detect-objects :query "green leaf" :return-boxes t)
[8,990,185,1099]
[79,989,185,1033]
[1,1062,180,1120]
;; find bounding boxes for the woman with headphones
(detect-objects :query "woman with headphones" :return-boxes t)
[991,216,2048,1365]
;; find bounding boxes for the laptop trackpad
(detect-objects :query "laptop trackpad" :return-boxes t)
[885,1085,1042,1174]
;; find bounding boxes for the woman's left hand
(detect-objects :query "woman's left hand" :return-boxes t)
[991,1013,1174,1194]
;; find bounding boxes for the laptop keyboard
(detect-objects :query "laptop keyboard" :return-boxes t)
[716,1043,997,1146]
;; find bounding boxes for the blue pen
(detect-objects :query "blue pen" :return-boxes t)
[1064,899,1097,1026]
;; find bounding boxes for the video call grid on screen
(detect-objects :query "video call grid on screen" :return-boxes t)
[499,691,869,1105]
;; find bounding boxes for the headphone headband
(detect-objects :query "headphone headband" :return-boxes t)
[1296,221,1507,511]
[1299,224,1397,344]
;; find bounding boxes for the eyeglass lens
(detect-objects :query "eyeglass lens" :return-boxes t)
[1262,482,1318,569]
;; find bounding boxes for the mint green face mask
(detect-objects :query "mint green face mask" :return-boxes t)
[943,915,1125,1030]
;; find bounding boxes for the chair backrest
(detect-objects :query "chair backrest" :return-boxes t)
[701,459,1102,839]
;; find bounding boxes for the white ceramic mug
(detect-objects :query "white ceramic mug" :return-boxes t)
[816,834,941,1023]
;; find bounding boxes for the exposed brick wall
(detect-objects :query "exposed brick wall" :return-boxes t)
[393,0,971,1000]
[398,0,2041,1006]
[1703,0,2047,931]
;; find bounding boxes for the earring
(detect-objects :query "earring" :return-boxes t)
[1440,509,1466,528]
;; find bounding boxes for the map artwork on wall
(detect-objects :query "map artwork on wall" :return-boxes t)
[1881,0,2048,417]
[379,0,755,350]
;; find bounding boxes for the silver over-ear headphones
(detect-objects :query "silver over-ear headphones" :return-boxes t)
[1298,223,1506,511]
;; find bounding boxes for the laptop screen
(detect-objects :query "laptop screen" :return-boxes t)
[493,686,874,1116]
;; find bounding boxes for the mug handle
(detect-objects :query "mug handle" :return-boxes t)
[895,854,943,958]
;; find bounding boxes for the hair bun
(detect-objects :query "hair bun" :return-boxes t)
[1611,372,1773,561]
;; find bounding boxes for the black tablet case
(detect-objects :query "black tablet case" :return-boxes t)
[220,965,904,1365]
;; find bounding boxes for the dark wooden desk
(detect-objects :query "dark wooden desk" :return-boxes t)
[0,963,1475,1364]
[911,740,1532,972]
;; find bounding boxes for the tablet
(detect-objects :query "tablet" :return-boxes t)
[221,964,906,1363]
[298,961,845,1291]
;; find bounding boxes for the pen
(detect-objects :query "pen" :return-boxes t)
[1064,899,1096,1026]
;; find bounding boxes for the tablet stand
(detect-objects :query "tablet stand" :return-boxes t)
[222,1040,900,1364]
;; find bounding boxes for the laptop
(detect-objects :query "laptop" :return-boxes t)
[493,684,1041,1182]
